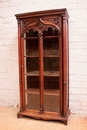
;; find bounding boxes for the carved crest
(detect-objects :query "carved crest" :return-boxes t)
[22,17,60,36]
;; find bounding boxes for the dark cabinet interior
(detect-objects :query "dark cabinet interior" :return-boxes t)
[15,8,70,125]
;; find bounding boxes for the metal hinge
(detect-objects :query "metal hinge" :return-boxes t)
[20,79,22,82]
[63,82,66,84]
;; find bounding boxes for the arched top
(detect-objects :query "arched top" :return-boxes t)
[23,20,38,33]
[39,18,60,31]
[25,29,38,37]
[23,18,60,34]
[43,27,59,36]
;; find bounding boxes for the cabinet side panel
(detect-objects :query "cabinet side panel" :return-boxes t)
[17,20,23,111]
[67,19,69,109]
[59,17,63,115]
[21,35,26,110]
[39,35,44,113]
[62,16,68,116]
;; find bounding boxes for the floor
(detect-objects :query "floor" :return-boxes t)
[0,107,87,130]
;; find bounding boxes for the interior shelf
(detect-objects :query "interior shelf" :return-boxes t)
[25,71,59,77]
[24,55,59,58]
[25,71,39,76]
[24,37,38,39]
[44,71,59,76]
[25,88,60,96]
[43,35,59,38]
[24,50,59,57]
[24,55,39,58]
[24,35,58,40]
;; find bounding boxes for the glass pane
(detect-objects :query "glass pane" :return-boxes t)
[27,76,39,89]
[44,77,59,89]
[24,29,38,57]
[44,95,60,112]
[25,39,38,56]
[44,77,60,112]
[43,28,60,113]
[43,38,59,56]
[26,93,40,110]
[44,57,59,72]
[25,76,40,110]
[25,75,40,110]
[26,57,39,73]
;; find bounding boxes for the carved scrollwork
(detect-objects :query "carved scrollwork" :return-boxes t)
[23,20,38,33]
[39,18,60,31]
[23,21,29,27]
[37,22,44,30]
[38,32,43,40]
[22,17,60,35]
[34,26,43,40]
[54,17,60,27]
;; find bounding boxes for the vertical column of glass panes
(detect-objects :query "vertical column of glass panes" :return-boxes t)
[24,29,40,110]
[43,27,60,113]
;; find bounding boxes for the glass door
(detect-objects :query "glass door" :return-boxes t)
[43,27,60,113]
[24,27,60,113]
[24,29,40,110]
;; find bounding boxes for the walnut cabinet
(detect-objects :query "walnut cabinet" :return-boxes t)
[15,8,70,125]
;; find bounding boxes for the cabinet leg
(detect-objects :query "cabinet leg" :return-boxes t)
[63,120,68,125]
[17,113,23,118]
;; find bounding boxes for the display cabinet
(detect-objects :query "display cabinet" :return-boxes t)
[15,8,69,125]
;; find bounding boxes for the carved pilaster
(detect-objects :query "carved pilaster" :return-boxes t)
[63,16,68,23]
[17,19,21,27]
[38,32,43,40]
[20,21,24,37]
[21,32,24,37]
[63,16,66,23]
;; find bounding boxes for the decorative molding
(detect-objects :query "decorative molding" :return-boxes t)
[63,16,68,23]
[17,19,21,27]
[38,32,43,40]
[21,32,24,37]
[37,22,44,30]
[22,17,60,34]
[39,18,60,31]
[23,20,38,33]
